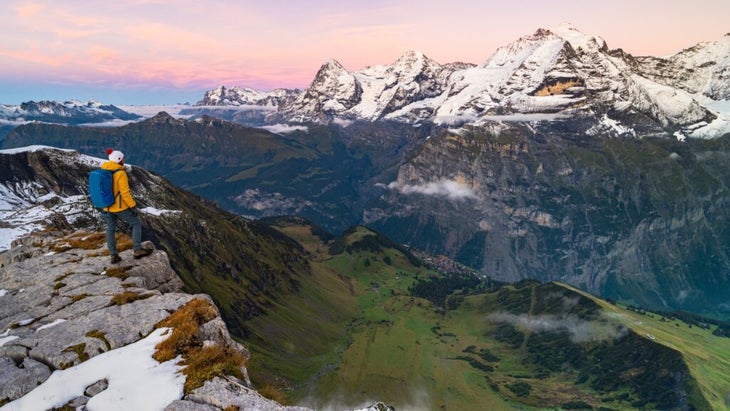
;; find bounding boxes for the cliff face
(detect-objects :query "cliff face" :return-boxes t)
[0,231,310,410]
[368,123,730,317]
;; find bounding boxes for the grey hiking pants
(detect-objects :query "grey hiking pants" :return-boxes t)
[106,208,142,255]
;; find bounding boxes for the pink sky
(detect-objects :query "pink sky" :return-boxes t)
[2,0,729,104]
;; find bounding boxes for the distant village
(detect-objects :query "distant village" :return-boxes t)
[406,246,481,278]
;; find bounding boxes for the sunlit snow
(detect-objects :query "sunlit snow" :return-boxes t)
[35,319,67,332]
[0,328,185,411]
[0,147,112,251]
[140,207,182,216]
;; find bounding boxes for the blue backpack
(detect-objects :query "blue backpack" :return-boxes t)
[88,169,121,209]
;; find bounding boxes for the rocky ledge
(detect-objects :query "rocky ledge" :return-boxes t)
[0,230,311,410]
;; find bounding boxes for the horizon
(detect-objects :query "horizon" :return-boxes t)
[2,0,729,105]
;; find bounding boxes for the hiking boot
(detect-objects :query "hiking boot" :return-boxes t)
[110,254,121,264]
[133,248,153,259]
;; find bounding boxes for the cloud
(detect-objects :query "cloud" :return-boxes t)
[675,289,691,304]
[77,119,141,127]
[545,292,580,311]
[259,124,308,134]
[487,312,628,343]
[388,179,477,199]
[481,113,571,122]
[331,118,354,127]
[306,384,430,411]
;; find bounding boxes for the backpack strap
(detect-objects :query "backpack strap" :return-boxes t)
[111,169,124,209]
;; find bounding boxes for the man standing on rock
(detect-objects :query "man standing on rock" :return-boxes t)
[102,149,152,263]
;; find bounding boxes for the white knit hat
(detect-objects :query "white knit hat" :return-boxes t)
[106,148,124,163]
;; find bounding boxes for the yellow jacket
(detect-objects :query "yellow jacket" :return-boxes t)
[101,161,136,212]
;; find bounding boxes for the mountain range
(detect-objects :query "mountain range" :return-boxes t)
[195,23,730,139]
[0,100,141,138]
[4,24,726,139]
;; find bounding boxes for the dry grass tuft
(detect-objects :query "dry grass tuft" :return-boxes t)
[87,233,134,256]
[153,298,246,393]
[108,291,153,306]
[9,318,35,329]
[50,232,107,252]
[182,344,247,393]
[63,343,89,362]
[258,383,289,405]
[115,233,134,252]
[153,298,218,362]
[100,234,134,255]
[54,272,73,282]
[86,329,112,350]
[71,293,90,302]
[105,266,130,280]
[50,243,73,253]
[48,231,132,255]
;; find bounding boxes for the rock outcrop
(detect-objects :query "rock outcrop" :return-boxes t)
[0,145,312,353]
[0,230,311,410]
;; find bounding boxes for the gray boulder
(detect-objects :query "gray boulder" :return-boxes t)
[185,377,312,411]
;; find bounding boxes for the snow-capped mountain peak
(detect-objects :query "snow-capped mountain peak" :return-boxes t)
[191,25,730,137]
[548,22,607,53]
[479,26,570,90]
[286,58,362,120]
[197,85,298,107]
[390,49,431,73]
[286,49,459,122]
[0,100,141,128]
[310,58,354,90]
[384,50,445,87]
[320,58,347,71]
[665,33,730,100]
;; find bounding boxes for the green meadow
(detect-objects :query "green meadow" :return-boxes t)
[564,283,730,411]
[243,223,726,410]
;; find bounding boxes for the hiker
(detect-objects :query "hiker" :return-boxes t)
[102,149,152,263]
